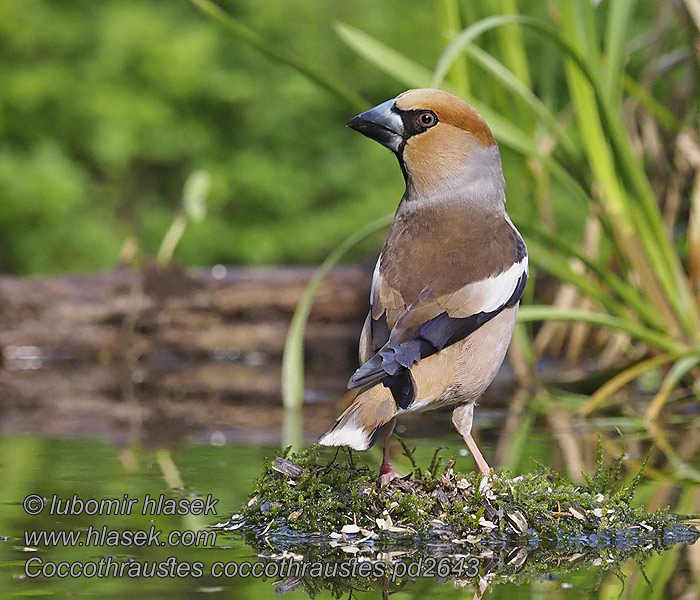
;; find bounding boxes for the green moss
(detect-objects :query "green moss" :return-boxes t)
[223,443,698,596]
[234,443,689,541]
[237,446,374,533]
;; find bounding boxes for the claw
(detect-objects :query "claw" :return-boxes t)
[378,461,400,486]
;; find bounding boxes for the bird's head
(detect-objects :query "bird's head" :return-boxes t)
[347,88,504,205]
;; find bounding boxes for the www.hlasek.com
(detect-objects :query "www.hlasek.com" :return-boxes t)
[22,492,219,579]
[21,493,481,581]
[23,492,220,550]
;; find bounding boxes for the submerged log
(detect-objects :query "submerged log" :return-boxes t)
[0,262,524,443]
[0,262,371,359]
[0,263,372,413]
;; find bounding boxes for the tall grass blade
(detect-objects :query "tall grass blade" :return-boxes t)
[192,0,366,111]
[494,0,532,87]
[559,0,699,339]
[579,353,680,415]
[623,76,682,131]
[490,0,533,127]
[437,0,470,97]
[432,15,537,88]
[433,15,603,94]
[281,214,393,409]
[517,306,689,353]
[334,22,433,88]
[462,44,578,159]
[645,354,700,420]
[603,0,637,109]
[519,222,666,330]
[526,242,631,317]
[282,406,303,452]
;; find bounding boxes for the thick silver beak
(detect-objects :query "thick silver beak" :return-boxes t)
[347,98,405,152]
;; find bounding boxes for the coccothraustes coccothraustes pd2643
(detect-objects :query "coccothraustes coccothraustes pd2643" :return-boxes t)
[318,89,528,484]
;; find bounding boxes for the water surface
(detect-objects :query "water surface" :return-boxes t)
[1,405,697,599]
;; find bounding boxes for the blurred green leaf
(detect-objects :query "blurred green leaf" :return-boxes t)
[182,169,211,223]
[335,22,434,88]
[192,0,366,111]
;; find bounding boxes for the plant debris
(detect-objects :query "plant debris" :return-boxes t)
[220,443,698,596]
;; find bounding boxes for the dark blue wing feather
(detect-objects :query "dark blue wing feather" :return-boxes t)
[348,271,527,409]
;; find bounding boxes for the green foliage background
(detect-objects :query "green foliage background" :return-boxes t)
[0,0,447,274]
[0,0,696,286]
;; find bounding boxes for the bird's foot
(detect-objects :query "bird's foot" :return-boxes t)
[477,463,492,478]
[377,461,400,487]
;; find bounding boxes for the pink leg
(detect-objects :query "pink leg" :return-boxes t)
[378,420,399,486]
[452,404,491,477]
[464,433,491,477]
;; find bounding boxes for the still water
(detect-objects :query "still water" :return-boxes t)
[0,401,698,599]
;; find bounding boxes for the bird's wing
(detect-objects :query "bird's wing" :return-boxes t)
[358,253,399,364]
[350,249,527,410]
[348,257,527,408]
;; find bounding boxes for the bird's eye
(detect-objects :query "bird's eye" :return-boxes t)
[416,111,437,128]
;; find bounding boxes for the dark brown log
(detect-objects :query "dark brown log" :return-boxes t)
[0,263,371,359]
[0,263,372,434]
[0,262,523,444]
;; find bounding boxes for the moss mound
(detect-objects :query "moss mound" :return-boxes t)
[232,443,692,543]
[220,443,698,596]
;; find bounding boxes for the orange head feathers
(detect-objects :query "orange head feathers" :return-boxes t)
[347,89,503,203]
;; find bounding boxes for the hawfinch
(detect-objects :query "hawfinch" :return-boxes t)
[318,89,527,484]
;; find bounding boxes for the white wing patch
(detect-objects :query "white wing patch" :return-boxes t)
[472,255,528,313]
[369,253,382,306]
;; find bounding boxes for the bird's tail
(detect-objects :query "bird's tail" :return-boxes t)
[318,385,398,450]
